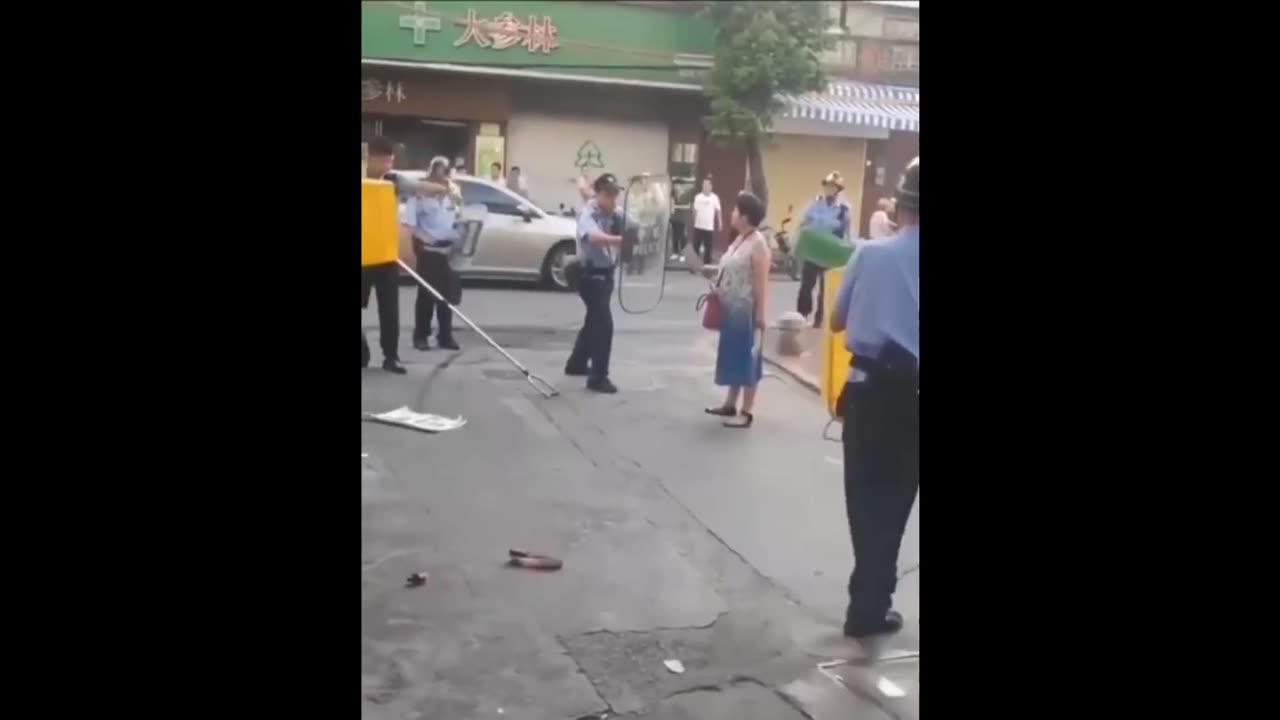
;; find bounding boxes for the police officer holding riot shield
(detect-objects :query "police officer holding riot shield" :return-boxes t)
[829,158,919,638]
[564,173,625,394]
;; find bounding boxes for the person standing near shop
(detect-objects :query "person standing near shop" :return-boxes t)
[830,158,919,638]
[508,166,527,198]
[363,137,451,373]
[796,171,853,328]
[489,161,506,187]
[411,156,464,351]
[564,173,625,394]
[691,176,723,266]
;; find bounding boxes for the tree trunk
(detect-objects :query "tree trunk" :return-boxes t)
[745,134,768,211]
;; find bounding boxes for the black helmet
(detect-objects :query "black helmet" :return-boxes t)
[896,157,919,211]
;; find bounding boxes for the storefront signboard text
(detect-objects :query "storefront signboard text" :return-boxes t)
[455,10,559,54]
[363,1,714,85]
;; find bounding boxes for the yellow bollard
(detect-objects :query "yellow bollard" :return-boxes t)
[819,268,853,419]
[361,179,399,267]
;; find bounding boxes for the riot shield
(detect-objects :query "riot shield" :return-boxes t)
[449,203,487,271]
[616,173,671,313]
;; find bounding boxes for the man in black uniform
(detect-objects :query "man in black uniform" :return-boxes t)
[829,158,920,638]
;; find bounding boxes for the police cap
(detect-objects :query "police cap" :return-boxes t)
[593,172,620,196]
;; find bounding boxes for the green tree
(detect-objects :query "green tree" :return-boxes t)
[703,1,829,210]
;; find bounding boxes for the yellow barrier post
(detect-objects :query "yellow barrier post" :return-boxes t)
[361,179,399,267]
[819,268,853,418]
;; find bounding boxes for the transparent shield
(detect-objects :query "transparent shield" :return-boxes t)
[617,174,671,313]
[449,204,487,271]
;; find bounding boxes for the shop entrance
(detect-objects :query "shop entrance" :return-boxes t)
[367,116,470,173]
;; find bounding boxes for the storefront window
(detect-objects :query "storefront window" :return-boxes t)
[669,142,698,181]
[377,117,469,172]
[882,45,919,71]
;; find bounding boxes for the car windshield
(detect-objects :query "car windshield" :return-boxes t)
[455,179,547,216]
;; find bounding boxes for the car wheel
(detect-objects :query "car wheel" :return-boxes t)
[542,240,577,291]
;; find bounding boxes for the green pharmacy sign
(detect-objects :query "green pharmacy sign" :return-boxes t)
[363,1,715,86]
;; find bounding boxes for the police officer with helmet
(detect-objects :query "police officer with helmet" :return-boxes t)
[797,171,853,328]
[829,157,920,638]
[564,173,626,394]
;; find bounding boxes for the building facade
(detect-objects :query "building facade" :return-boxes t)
[759,1,920,237]
[822,1,920,237]
[361,1,721,215]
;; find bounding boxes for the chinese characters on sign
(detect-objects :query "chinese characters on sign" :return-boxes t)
[362,79,406,104]
[454,10,560,54]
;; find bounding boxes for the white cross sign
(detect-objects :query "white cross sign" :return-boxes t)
[399,2,442,46]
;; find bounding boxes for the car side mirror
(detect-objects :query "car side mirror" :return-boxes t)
[517,204,535,222]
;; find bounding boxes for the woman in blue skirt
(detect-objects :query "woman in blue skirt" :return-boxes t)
[705,192,771,428]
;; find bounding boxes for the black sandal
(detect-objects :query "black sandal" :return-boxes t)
[704,405,737,417]
[723,411,754,429]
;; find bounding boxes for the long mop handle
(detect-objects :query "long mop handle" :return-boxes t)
[395,259,560,398]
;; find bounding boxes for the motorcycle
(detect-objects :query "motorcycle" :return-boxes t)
[765,206,801,280]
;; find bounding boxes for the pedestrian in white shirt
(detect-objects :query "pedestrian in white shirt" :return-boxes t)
[868,197,896,239]
[508,166,528,198]
[489,162,506,187]
[691,176,723,265]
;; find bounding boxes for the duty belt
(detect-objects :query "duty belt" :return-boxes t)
[850,342,919,389]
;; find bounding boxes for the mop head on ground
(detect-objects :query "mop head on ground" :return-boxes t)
[362,406,466,434]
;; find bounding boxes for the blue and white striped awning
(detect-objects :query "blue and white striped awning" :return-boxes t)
[780,80,920,132]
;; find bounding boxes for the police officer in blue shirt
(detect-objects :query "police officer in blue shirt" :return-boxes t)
[797,171,853,328]
[411,156,463,351]
[564,173,625,394]
[829,158,919,638]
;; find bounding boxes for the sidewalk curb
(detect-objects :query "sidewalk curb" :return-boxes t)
[762,353,821,395]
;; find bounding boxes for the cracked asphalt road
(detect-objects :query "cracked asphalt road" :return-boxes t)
[362,274,919,719]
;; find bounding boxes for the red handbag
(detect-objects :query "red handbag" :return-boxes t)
[696,234,749,331]
[696,291,722,330]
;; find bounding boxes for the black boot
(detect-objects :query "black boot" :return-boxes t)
[382,358,407,375]
[587,378,618,394]
[843,609,904,639]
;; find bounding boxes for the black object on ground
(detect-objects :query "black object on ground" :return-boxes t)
[405,572,429,588]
